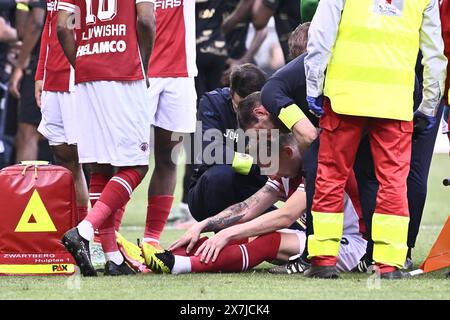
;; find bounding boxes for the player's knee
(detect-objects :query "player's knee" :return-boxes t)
[204,165,235,191]
[18,124,39,141]
[133,165,149,178]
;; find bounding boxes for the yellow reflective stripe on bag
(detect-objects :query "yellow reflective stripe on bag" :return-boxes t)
[232,152,253,176]
[0,264,75,275]
[372,213,409,268]
[307,211,344,258]
[278,104,307,130]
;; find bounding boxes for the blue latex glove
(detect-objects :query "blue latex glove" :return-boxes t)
[306,95,324,117]
[413,110,436,137]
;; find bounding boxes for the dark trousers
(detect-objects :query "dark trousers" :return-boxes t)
[188,164,268,222]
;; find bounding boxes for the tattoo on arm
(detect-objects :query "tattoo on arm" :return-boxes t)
[203,185,276,232]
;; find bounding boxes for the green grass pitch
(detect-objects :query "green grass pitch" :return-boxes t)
[1,154,449,300]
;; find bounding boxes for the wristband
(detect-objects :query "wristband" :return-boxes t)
[278,104,307,130]
[232,152,254,175]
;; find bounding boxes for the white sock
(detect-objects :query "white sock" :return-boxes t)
[77,220,94,241]
[105,251,124,265]
[172,255,191,274]
[143,237,160,244]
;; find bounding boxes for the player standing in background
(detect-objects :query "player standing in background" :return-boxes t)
[58,0,156,276]
[176,0,268,227]
[224,0,301,62]
[141,0,197,251]
[30,0,89,226]
[195,0,267,95]
[9,0,47,163]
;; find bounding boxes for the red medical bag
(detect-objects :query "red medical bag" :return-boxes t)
[0,163,77,275]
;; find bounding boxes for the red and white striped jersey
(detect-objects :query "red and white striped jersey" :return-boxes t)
[59,0,152,84]
[36,0,74,92]
[266,176,305,201]
[267,172,365,235]
[148,0,197,78]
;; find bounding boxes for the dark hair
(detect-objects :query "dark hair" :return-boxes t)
[230,63,267,99]
[237,92,261,130]
[237,92,290,133]
[288,22,310,59]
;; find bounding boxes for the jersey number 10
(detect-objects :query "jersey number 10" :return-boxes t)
[85,0,117,24]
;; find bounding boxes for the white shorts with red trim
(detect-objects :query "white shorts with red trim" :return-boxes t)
[75,80,151,166]
[148,77,197,133]
[38,91,78,146]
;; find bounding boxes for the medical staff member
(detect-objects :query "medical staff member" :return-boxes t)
[304,0,447,279]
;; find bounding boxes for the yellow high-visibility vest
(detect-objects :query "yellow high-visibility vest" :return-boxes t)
[324,0,430,121]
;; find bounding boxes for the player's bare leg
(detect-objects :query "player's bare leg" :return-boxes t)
[52,144,89,220]
[144,126,183,245]
[16,123,40,162]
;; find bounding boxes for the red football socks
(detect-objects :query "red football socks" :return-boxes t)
[190,232,281,273]
[89,172,109,208]
[377,263,397,274]
[114,206,125,232]
[85,168,143,230]
[99,213,118,254]
[144,195,175,242]
[311,256,338,267]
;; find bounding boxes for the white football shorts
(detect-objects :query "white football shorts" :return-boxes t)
[148,77,197,133]
[75,80,151,166]
[38,91,78,146]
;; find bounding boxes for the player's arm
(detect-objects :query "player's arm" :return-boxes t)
[15,0,46,69]
[222,0,254,35]
[202,184,282,233]
[35,11,50,108]
[220,189,305,240]
[0,16,17,43]
[136,0,156,75]
[57,9,76,67]
[227,27,268,68]
[252,0,276,30]
[195,189,307,263]
[10,4,45,98]
[15,1,31,39]
[168,184,281,253]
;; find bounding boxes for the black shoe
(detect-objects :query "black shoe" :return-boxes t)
[446,271,450,279]
[141,242,174,274]
[148,249,175,274]
[403,257,413,271]
[104,260,137,276]
[351,254,375,273]
[287,254,310,274]
[61,228,97,277]
[268,254,310,274]
[380,269,411,280]
[304,265,340,279]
